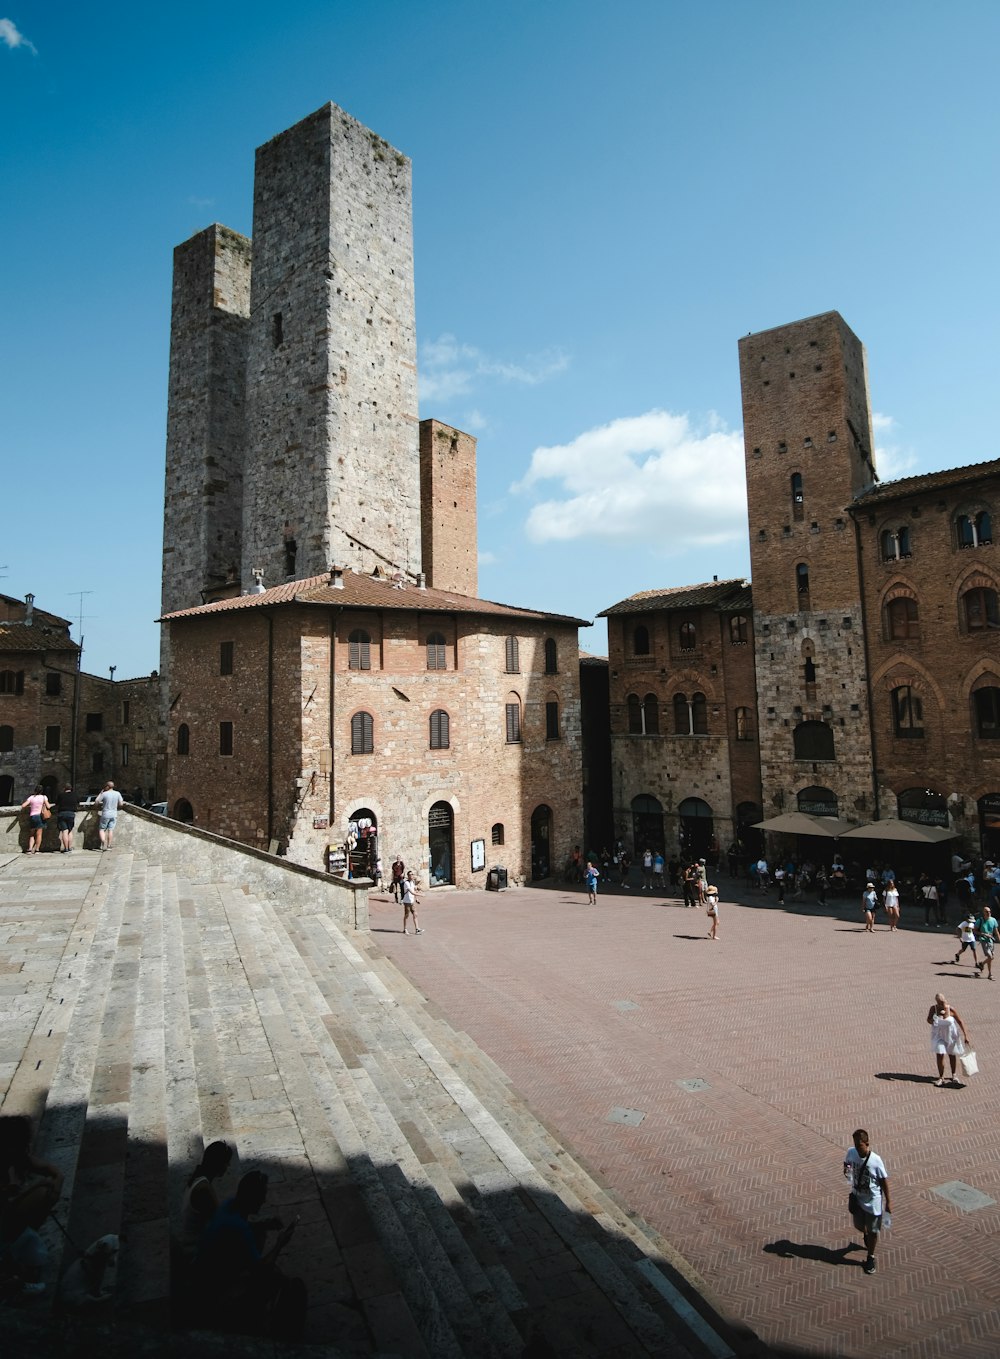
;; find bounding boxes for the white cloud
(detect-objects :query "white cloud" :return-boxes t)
[463,408,488,432]
[478,549,497,567]
[0,18,37,53]
[419,332,569,404]
[512,409,747,548]
[872,410,918,482]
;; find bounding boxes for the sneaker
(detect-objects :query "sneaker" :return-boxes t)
[415,928,423,934]
[863,1256,877,1274]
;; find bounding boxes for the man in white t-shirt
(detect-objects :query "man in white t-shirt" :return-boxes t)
[96,781,125,852]
[844,1128,891,1274]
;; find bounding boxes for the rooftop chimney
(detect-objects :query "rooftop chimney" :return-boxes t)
[251,569,265,594]
[24,593,34,626]
[329,566,344,589]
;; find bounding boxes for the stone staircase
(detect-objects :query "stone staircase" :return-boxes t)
[0,841,741,1358]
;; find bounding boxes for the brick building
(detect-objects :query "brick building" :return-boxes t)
[599,580,762,859]
[161,569,586,887]
[0,592,160,805]
[158,103,588,884]
[603,311,999,863]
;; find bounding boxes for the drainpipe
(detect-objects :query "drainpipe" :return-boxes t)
[265,611,274,843]
[329,608,341,832]
[71,637,83,792]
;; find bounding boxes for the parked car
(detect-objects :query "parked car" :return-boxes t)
[149,802,168,816]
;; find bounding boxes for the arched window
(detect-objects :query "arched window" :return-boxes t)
[176,723,190,755]
[886,596,920,641]
[632,625,650,656]
[891,685,923,738]
[795,562,810,598]
[678,621,696,651]
[880,527,911,561]
[0,725,13,753]
[643,693,659,735]
[626,693,642,734]
[963,587,1000,632]
[791,472,804,519]
[505,694,521,743]
[0,671,24,696]
[429,709,450,749]
[426,632,446,670]
[692,692,708,734]
[729,615,748,645]
[735,706,752,740]
[491,822,505,846]
[351,711,374,754]
[804,657,817,685]
[974,686,1000,739]
[958,511,993,549]
[348,629,371,670]
[544,638,558,674]
[793,720,834,761]
[673,692,689,735]
[797,786,839,816]
[505,636,520,673]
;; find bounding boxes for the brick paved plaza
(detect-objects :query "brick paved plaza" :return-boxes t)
[373,875,1000,1358]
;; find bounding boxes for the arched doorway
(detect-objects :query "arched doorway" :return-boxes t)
[428,801,454,886]
[736,801,763,858]
[348,806,378,880]
[530,804,552,880]
[41,774,58,801]
[631,794,664,855]
[980,794,1000,862]
[678,797,713,859]
[898,787,948,827]
[797,786,839,817]
[173,798,194,823]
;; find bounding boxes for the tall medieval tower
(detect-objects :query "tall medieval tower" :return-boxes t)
[739,312,878,824]
[161,102,422,628]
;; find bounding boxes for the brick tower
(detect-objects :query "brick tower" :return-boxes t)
[739,311,878,824]
[240,103,421,591]
[419,420,478,596]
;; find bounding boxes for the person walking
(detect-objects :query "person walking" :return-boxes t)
[884,878,901,932]
[862,882,879,933]
[705,885,720,940]
[954,911,979,969]
[390,855,405,902]
[20,786,52,855]
[95,781,124,851]
[585,860,600,905]
[401,871,422,935]
[641,848,653,890]
[843,1128,891,1275]
[652,850,665,891]
[927,993,970,1085]
[976,904,998,979]
[920,874,939,928]
[682,862,697,908]
[55,785,78,852]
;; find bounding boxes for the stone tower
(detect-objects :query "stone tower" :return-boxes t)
[419,420,478,596]
[739,311,878,824]
[161,224,251,619]
[240,103,421,591]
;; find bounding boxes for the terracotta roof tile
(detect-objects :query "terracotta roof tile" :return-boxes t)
[598,578,751,617]
[853,457,1000,506]
[0,624,79,654]
[160,568,590,627]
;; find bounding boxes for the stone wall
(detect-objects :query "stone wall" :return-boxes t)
[740,312,877,823]
[241,103,421,592]
[166,603,585,888]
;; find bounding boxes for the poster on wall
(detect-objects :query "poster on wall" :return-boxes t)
[471,838,486,872]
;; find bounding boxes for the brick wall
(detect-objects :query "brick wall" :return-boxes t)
[419,420,478,595]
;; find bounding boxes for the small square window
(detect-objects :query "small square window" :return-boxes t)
[85,712,103,733]
[45,672,62,697]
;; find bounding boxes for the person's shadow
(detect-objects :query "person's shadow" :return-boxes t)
[764,1240,864,1266]
[875,1071,939,1084]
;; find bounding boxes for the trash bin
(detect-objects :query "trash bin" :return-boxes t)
[486,867,508,891]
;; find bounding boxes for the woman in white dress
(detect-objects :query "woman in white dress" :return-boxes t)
[884,878,901,932]
[927,993,970,1087]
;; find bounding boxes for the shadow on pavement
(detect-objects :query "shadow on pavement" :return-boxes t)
[763,1239,864,1267]
[875,1071,938,1083]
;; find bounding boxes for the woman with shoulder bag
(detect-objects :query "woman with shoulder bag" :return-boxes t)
[20,786,52,855]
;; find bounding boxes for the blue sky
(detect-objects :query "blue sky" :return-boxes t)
[3,1,998,677]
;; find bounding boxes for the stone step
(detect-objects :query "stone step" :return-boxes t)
[282,910,705,1357]
[252,894,526,1358]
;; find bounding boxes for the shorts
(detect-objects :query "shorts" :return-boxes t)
[57,813,75,831]
[99,816,117,831]
[982,938,996,959]
[850,1200,883,1235]
[29,815,44,829]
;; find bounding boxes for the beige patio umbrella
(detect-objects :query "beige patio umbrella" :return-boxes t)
[752,812,855,837]
[839,818,957,843]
